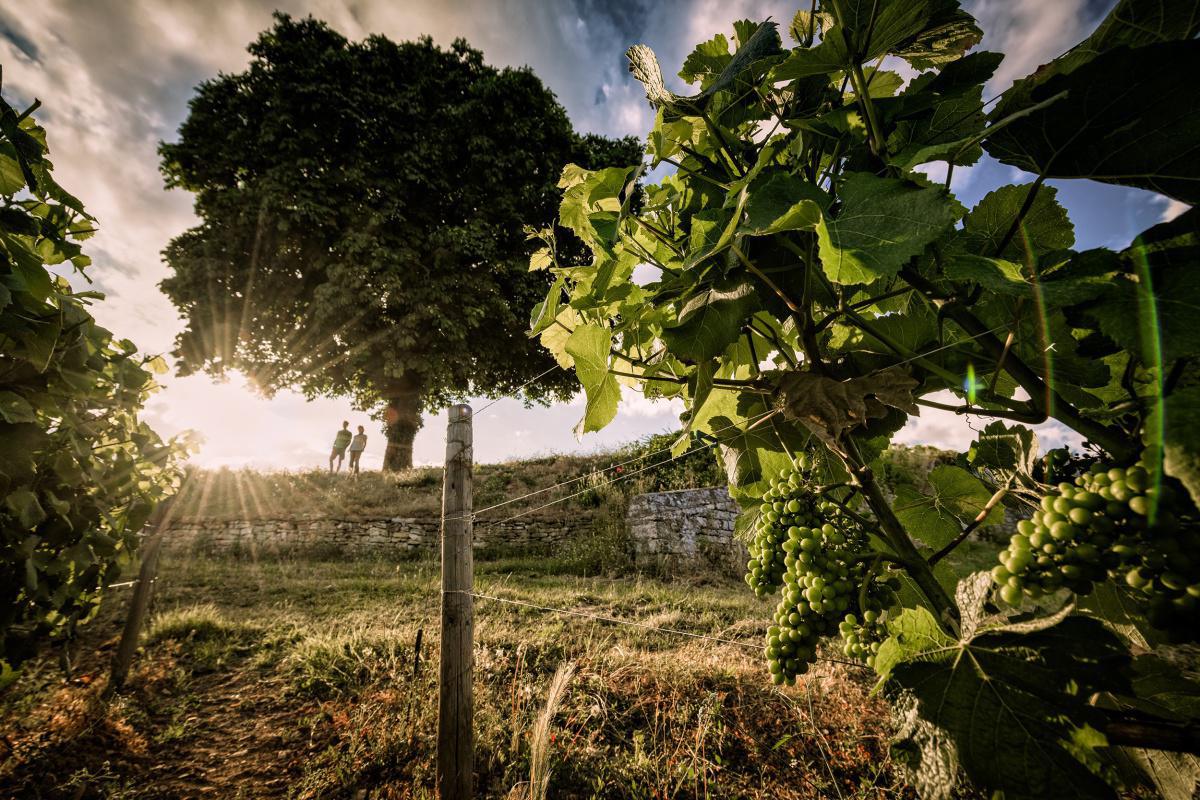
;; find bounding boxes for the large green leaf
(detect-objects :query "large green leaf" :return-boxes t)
[1062,0,1200,71]
[679,34,732,87]
[892,465,1000,550]
[954,183,1074,259]
[892,4,983,70]
[984,42,1200,204]
[627,22,782,117]
[1077,583,1163,650]
[1084,209,1200,365]
[817,172,964,285]
[889,614,1129,799]
[969,421,1037,477]
[565,324,621,436]
[5,488,46,529]
[661,279,758,363]
[0,391,36,424]
[943,255,1107,307]
[739,171,828,235]
[1147,386,1200,506]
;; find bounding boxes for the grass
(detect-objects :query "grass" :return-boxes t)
[0,552,914,799]
[169,432,726,522]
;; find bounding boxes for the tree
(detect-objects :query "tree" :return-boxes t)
[0,71,187,682]
[540,1,1200,797]
[159,14,640,469]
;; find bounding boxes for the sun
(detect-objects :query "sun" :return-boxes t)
[141,370,382,472]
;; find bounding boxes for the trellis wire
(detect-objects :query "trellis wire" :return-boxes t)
[458,319,1012,527]
[473,364,562,417]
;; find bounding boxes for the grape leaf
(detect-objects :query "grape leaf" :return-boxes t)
[893,465,1002,550]
[679,34,732,87]
[565,324,620,436]
[539,306,579,369]
[970,421,1037,476]
[984,42,1200,204]
[0,391,36,424]
[661,279,758,363]
[5,488,46,529]
[874,604,954,680]
[1076,582,1163,650]
[817,172,964,285]
[1059,0,1200,74]
[943,255,1106,307]
[1084,208,1200,365]
[1103,654,1200,800]
[954,183,1074,259]
[740,171,829,236]
[778,366,919,449]
[889,615,1129,799]
[1147,386,1200,506]
[627,22,782,117]
[893,5,983,70]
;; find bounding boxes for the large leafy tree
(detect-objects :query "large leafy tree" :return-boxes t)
[539,1,1200,797]
[160,14,639,469]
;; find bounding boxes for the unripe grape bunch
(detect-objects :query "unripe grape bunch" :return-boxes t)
[993,457,1200,636]
[749,458,897,684]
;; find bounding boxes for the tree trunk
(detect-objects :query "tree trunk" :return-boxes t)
[383,380,423,471]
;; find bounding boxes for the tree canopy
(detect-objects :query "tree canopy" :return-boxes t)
[159,14,640,468]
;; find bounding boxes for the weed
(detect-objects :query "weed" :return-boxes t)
[146,603,245,644]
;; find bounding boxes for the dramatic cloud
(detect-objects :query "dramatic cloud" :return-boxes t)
[0,0,1165,470]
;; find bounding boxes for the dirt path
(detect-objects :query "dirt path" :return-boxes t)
[1,625,328,799]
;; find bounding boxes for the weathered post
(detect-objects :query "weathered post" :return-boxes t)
[108,499,173,694]
[438,404,474,799]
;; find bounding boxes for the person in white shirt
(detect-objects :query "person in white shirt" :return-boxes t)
[348,425,368,474]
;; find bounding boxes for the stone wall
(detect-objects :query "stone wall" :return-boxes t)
[626,487,746,575]
[164,514,596,557]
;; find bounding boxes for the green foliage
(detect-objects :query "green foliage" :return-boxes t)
[158,14,642,468]
[533,2,1200,797]
[0,77,189,675]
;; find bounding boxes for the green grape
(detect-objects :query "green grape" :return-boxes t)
[751,457,898,680]
[992,454,1198,640]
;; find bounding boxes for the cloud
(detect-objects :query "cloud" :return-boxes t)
[619,392,684,419]
[0,0,1123,473]
[1154,196,1191,223]
[966,0,1114,96]
[895,391,1084,455]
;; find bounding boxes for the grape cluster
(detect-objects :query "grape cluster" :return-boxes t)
[993,459,1199,635]
[750,463,895,683]
[839,608,886,668]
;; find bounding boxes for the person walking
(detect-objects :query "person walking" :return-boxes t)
[329,421,352,473]
[349,425,368,475]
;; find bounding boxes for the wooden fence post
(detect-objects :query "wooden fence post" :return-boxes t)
[108,499,173,694]
[438,403,474,799]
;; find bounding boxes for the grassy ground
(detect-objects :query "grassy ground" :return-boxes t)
[0,552,913,799]
[169,432,725,522]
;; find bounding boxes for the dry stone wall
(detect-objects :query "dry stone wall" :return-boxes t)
[626,487,746,576]
[165,486,753,575]
[164,515,596,557]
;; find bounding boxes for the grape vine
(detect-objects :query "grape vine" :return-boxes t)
[533,0,1200,796]
[0,74,189,684]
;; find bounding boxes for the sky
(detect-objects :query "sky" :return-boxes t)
[0,0,1187,471]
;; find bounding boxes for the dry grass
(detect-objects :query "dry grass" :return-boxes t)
[170,454,615,521]
[0,553,915,799]
[527,661,576,800]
